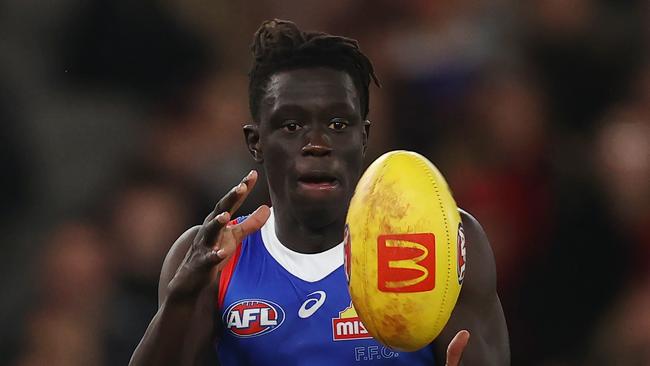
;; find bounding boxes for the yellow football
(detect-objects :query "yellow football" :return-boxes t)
[344,150,466,351]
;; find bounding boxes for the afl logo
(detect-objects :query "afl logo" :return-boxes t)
[223,299,285,338]
[457,224,466,284]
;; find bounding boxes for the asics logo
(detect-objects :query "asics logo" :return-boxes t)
[298,291,326,319]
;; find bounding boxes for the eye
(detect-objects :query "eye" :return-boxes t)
[282,120,302,132]
[328,118,349,131]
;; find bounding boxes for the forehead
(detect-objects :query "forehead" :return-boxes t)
[261,68,360,117]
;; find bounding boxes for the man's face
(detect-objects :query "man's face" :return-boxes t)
[249,67,368,227]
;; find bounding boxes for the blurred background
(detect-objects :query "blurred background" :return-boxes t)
[0,0,648,365]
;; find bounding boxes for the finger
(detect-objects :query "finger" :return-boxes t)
[216,170,258,217]
[214,205,270,258]
[227,205,271,244]
[207,205,270,270]
[211,227,245,264]
[446,330,470,366]
[200,249,223,269]
[203,170,258,225]
[201,211,231,248]
[226,170,259,216]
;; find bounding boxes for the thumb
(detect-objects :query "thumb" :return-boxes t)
[229,205,271,243]
[215,205,270,259]
[446,330,470,366]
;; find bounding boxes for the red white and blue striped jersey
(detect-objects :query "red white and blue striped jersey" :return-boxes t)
[216,209,436,365]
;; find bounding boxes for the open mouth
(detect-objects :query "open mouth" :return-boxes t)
[297,172,340,191]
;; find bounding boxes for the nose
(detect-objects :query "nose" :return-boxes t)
[301,127,333,157]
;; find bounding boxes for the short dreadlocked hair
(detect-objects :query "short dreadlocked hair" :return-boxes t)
[248,19,380,122]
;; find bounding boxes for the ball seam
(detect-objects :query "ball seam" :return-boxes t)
[362,154,389,346]
[414,153,451,339]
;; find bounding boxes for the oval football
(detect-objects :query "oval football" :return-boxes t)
[345,150,463,351]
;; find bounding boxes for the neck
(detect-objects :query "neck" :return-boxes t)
[271,205,345,254]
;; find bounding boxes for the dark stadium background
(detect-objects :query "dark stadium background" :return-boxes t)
[0,0,648,365]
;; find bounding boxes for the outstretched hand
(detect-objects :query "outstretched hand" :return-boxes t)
[214,204,270,265]
[446,330,470,366]
[167,170,270,301]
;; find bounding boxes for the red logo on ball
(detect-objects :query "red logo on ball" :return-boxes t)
[377,233,436,293]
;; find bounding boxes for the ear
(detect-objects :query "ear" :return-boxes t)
[243,124,263,163]
[362,120,371,155]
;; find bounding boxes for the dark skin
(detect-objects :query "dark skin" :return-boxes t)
[130,67,509,366]
[246,67,369,253]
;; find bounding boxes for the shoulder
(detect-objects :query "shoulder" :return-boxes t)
[432,209,510,365]
[157,226,201,305]
[458,208,497,295]
[458,208,487,247]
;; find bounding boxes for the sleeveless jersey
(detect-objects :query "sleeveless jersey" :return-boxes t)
[216,209,436,365]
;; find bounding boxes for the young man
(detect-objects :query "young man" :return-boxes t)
[130,19,509,365]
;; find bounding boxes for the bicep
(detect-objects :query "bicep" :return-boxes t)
[433,210,510,365]
[157,226,200,306]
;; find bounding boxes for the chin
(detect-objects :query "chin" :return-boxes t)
[291,196,349,230]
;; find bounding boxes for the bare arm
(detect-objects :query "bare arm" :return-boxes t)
[129,171,270,366]
[434,209,510,366]
[129,227,203,366]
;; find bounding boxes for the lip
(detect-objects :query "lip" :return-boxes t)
[297,180,340,190]
[295,171,341,196]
